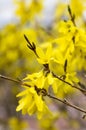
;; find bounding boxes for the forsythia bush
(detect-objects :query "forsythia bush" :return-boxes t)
[0,0,86,130]
[16,0,86,119]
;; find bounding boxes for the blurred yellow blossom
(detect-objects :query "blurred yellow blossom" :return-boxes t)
[70,0,85,17]
[8,117,28,130]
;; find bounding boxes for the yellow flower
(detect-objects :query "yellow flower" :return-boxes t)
[55,3,67,20]
[23,70,46,89]
[39,115,59,130]
[74,29,86,52]
[8,117,28,130]
[45,69,79,98]
[70,0,84,17]
[15,0,43,23]
[58,20,75,35]
[16,86,51,119]
[48,49,79,97]
[36,44,52,64]
[55,20,86,53]
[16,71,52,119]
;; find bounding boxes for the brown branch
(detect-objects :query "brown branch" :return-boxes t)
[0,74,33,88]
[47,93,86,115]
[37,87,86,116]
[52,72,86,95]
[68,5,76,26]
[0,74,21,84]
[24,34,39,58]
[0,74,86,118]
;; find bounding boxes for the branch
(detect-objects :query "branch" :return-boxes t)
[24,34,39,58]
[0,74,21,84]
[34,87,86,117]
[0,75,86,118]
[52,72,86,95]
[68,5,76,26]
[47,93,86,116]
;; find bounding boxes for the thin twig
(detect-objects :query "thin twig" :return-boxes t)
[0,74,32,88]
[0,74,21,84]
[24,34,39,58]
[68,5,76,26]
[0,74,86,117]
[47,93,86,114]
[52,72,86,95]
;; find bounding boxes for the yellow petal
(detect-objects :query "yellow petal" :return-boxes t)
[36,47,45,59]
[35,94,43,112]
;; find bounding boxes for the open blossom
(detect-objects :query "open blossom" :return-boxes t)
[57,20,86,51]
[15,0,43,23]
[16,71,52,119]
[16,86,50,119]
[36,44,52,64]
[70,0,85,17]
[8,117,28,130]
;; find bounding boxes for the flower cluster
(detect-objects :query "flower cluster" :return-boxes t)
[16,71,52,119]
[16,1,86,119]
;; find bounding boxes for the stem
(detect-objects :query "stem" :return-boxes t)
[0,74,32,88]
[68,5,76,26]
[52,72,86,95]
[24,34,39,58]
[47,94,86,114]
[0,74,21,84]
[0,74,86,117]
